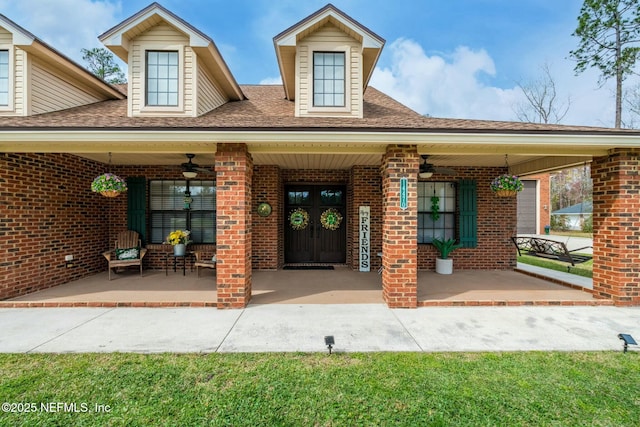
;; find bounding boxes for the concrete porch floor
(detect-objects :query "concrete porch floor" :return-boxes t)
[1,265,606,307]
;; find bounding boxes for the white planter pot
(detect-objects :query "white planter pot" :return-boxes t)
[173,243,187,256]
[435,258,453,275]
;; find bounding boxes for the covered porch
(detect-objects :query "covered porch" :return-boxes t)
[1,266,605,307]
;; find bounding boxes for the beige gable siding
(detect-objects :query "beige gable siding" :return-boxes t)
[13,48,24,115]
[30,58,103,115]
[297,24,362,118]
[130,23,193,116]
[196,62,227,116]
[0,27,12,44]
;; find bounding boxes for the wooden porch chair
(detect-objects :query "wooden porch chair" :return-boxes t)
[193,251,216,277]
[102,230,148,280]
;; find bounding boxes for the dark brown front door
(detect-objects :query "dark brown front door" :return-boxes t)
[285,185,346,263]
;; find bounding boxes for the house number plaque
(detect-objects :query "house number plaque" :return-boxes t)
[400,177,408,210]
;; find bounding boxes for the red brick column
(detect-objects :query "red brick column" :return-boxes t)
[381,145,419,308]
[215,144,253,308]
[592,149,640,306]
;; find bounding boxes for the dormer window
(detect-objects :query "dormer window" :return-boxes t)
[0,50,9,106]
[145,50,179,107]
[313,52,345,107]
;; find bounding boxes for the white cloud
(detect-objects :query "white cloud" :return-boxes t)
[371,39,521,121]
[370,38,627,127]
[0,0,122,63]
[259,76,283,85]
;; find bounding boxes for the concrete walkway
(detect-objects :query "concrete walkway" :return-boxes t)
[1,304,638,353]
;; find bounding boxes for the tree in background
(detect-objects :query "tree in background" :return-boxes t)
[513,63,571,124]
[570,0,640,128]
[81,47,126,84]
[550,166,592,212]
[623,83,640,128]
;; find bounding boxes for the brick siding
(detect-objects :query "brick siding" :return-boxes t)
[592,149,640,305]
[0,153,106,299]
[215,144,253,308]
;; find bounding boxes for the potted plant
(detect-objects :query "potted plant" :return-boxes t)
[432,237,463,275]
[91,173,127,197]
[490,174,523,197]
[165,229,192,256]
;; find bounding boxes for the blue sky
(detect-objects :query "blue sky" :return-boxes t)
[0,0,629,126]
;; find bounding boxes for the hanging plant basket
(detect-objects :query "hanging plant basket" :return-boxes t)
[490,174,523,197]
[289,208,309,230]
[320,208,343,230]
[100,190,122,198]
[91,173,127,198]
[494,189,518,197]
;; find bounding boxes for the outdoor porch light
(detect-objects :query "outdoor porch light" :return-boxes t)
[324,335,335,354]
[618,333,637,353]
[183,170,197,179]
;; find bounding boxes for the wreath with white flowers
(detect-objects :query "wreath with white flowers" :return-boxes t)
[320,208,343,230]
[289,208,309,230]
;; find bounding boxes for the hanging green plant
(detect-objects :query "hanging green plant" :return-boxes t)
[430,196,440,221]
[289,208,309,230]
[320,208,343,230]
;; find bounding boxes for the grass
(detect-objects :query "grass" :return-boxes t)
[1,352,639,426]
[549,230,593,239]
[517,253,593,278]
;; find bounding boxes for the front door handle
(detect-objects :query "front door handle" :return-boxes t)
[310,220,314,238]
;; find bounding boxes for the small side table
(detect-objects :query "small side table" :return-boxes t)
[164,252,194,276]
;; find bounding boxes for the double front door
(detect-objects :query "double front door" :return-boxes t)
[285,185,346,263]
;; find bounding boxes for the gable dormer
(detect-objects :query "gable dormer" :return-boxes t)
[99,2,244,118]
[0,14,124,117]
[274,4,384,119]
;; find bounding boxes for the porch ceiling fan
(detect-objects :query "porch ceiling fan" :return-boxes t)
[419,155,456,178]
[180,153,214,178]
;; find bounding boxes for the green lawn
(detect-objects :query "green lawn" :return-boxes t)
[517,254,593,278]
[1,352,639,426]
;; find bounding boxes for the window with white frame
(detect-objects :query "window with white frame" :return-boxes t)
[418,182,456,244]
[313,52,345,107]
[145,51,179,107]
[0,50,9,106]
[150,180,216,244]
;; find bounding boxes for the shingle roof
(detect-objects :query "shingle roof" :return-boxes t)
[0,84,636,134]
[552,201,593,215]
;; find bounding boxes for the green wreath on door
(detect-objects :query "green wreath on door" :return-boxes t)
[320,208,343,230]
[289,208,310,230]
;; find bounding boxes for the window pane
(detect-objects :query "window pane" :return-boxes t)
[417,181,457,244]
[146,50,179,107]
[151,180,216,243]
[313,52,346,107]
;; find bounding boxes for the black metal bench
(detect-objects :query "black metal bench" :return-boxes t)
[511,236,592,266]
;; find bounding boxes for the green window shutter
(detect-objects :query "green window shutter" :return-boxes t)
[127,177,146,244]
[458,179,477,248]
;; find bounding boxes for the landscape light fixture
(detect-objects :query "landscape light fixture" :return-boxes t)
[618,333,637,353]
[324,335,335,354]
